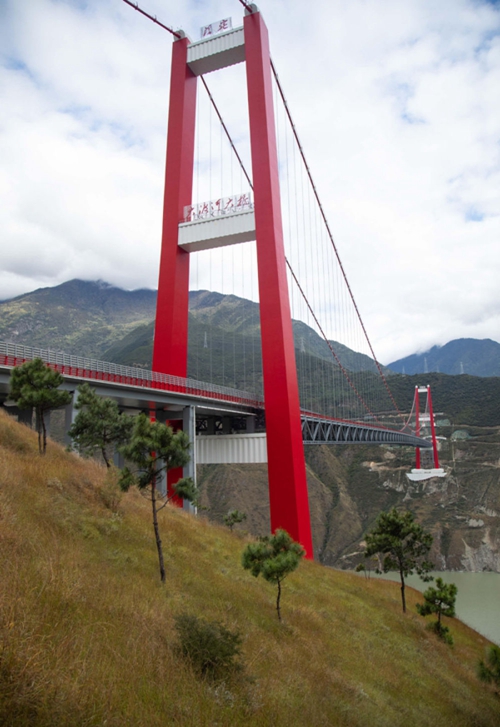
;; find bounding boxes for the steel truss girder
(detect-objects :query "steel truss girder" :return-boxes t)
[301,416,432,448]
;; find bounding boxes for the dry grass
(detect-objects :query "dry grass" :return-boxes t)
[0,408,499,726]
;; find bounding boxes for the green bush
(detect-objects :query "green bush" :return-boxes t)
[427,621,454,646]
[174,613,243,680]
[478,645,500,687]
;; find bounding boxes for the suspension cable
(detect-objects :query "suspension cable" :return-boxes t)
[199,81,381,418]
[270,59,405,424]
[122,0,183,38]
[200,77,253,191]
[285,261,378,421]
[122,0,405,426]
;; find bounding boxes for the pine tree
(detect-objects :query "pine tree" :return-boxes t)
[364,508,434,613]
[416,577,457,644]
[242,529,304,621]
[223,509,247,531]
[118,413,197,582]
[68,383,133,467]
[9,358,71,454]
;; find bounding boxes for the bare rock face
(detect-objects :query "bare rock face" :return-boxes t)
[321,426,500,572]
[461,528,500,571]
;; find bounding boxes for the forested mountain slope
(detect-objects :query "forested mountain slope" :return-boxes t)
[389,338,500,377]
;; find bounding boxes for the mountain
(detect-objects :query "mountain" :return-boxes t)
[188,290,383,374]
[388,338,500,377]
[3,280,500,423]
[385,372,500,428]
[0,280,385,379]
[0,279,157,358]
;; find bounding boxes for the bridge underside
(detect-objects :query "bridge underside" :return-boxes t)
[0,342,432,467]
[301,416,432,448]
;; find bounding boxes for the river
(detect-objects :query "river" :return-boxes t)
[370,571,500,645]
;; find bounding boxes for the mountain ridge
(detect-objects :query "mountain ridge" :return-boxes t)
[388,338,500,377]
[3,279,499,377]
[0,279,387,378]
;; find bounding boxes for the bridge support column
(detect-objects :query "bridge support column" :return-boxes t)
[151,9,313,556]
[17,406,33,428]
[183,405,197,514]
[64,389,79,448]
[244,9,313,557]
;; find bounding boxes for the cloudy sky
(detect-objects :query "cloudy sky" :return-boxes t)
[0,0,499,364]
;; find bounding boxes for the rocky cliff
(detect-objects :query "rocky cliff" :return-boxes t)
[198,423,500,573]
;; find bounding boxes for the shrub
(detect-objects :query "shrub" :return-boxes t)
[478,645,500,688]
[427,621,454,646]
[174,613,243,680]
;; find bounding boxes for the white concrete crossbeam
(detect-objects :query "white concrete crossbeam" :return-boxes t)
[178,210,256,252]
[196,433,267,464]
[187,27,245,76]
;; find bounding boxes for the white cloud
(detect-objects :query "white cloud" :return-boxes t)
[0,0,499,365]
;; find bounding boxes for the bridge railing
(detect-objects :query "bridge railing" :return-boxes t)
[0,341,264,409]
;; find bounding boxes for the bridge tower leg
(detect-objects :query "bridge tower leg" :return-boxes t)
[152,8,314,557]
[244,11,313,557]
[152,35,197,377]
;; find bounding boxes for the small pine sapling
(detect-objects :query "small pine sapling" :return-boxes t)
[9,358,71,454]
[119,413,197,582]
[223,509,247,531]
[242,529,304,621]
[364,508,434,612]
[416,577,457,644]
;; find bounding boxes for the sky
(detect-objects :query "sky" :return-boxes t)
[0,0,499,364]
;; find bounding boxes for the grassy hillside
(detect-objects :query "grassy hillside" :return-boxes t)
[1,410,499,726]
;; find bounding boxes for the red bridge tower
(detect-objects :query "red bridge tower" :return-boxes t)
[152,6,314,557]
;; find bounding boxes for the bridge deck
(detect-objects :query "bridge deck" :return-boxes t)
[0,341,429,448]
[0,341,261,410]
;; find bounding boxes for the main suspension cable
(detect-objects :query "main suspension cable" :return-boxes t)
[270,59,405,424]
[285,260,379,420]
[199,77,253,191]
[122,0,404,425]
[122,0,183,38]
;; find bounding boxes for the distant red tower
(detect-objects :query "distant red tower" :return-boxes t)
[407,385,446,482]
[152,7,313,557]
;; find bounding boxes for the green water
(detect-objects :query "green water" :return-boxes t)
[373,571,500,644]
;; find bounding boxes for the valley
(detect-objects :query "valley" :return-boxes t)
[1,279,500,572]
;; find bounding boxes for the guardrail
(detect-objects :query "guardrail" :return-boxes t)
[0,341,264,410]
[0,341,425,447]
